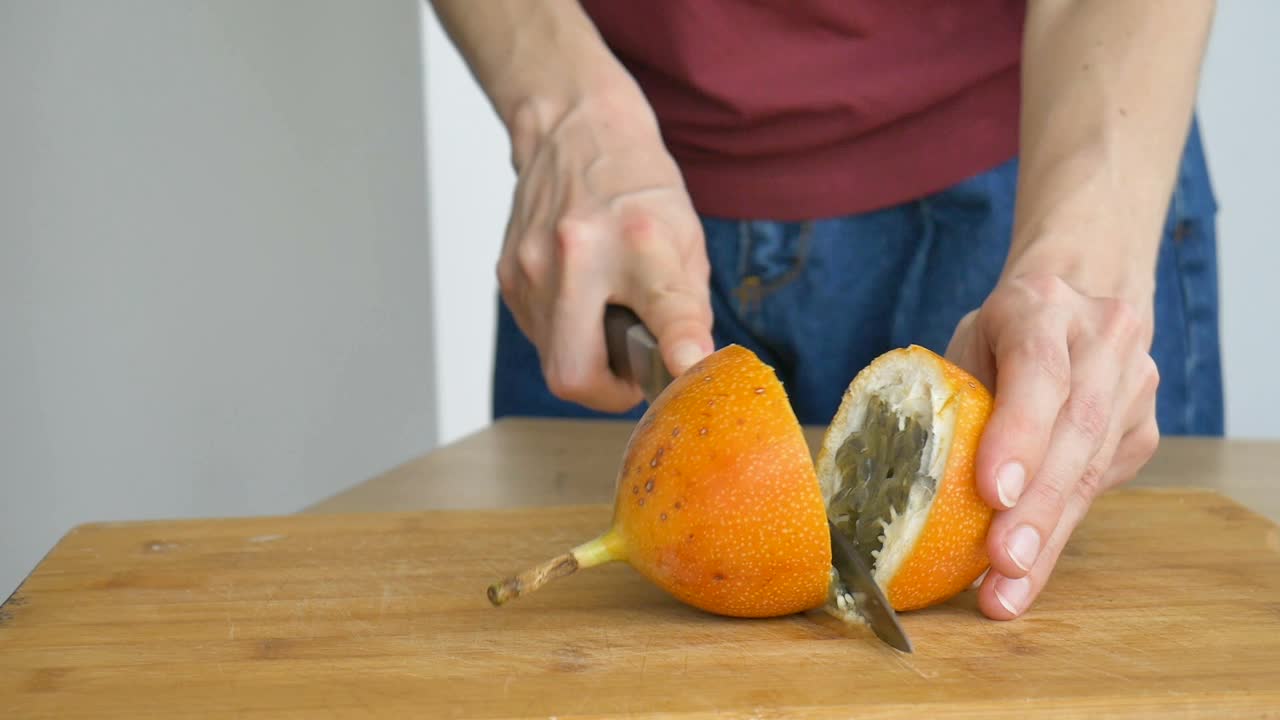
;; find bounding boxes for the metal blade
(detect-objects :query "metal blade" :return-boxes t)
[625,323,672,405]
[828,519,914,653]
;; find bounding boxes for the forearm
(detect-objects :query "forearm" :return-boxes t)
[1005,0,1216,307]
[428,0,652,169]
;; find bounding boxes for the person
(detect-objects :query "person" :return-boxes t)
[429,1,1222,621]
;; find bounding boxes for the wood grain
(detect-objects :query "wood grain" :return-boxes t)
[3,488,1279,718]
[307,418,1280,524]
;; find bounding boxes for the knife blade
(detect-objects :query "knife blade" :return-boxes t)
[827,517,914,653]
[602,304,913,653]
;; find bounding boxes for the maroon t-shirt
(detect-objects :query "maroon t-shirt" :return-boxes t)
[578,1,1026,220]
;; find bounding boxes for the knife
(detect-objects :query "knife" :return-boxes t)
[601,303,913,653]
[604,304,675,404]
[827,515,914,653]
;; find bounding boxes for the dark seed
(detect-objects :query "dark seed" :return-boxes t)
[830,395,935,569]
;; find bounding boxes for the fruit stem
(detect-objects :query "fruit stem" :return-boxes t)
[486,531,623,606]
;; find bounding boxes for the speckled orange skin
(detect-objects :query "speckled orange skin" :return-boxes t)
[610,345,832,618]
[883,347,994,611]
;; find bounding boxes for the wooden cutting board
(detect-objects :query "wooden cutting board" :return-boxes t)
[2,488,1279,718]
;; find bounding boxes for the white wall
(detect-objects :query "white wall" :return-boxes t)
[420,1,1280,441]
[0,1,436,595]
[1198,0,1280,440]
[421,11,513,445]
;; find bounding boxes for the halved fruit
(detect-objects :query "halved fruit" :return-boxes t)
[487,343,994,619]
[816,345,994,611]
[487,344,833,618]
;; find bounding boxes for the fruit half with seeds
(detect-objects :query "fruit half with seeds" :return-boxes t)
[486,344,833,618]
[816,344,994,612]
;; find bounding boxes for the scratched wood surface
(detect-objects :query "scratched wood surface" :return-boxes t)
[2,489,1279,718]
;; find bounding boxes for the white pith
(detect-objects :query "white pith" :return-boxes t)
[817,349,958,588]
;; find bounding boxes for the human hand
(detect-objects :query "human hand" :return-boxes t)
[497,93,714,412]
[945,272,1161,620]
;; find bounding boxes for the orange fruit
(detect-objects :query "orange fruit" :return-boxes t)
[487,344,833,618]
[487,343,994,619]
[815,345,994,611]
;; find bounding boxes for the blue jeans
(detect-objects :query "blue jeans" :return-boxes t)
[492,118,1224,436]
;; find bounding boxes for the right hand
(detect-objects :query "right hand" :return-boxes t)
[497,91,715,412]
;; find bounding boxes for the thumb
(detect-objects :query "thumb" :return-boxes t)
[632,282,714,377]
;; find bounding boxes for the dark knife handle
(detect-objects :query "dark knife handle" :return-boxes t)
[604,304,641,384]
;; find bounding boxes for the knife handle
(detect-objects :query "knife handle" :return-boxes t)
[604,303,641,384]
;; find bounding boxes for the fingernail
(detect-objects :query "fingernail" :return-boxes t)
[996,462,1026,508]
[671,342,708,373]
[1005,524,1041,573]
[968,567,989,590]
[994,574,1031,616]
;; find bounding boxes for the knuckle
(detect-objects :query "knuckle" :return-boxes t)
[619,211,665,253]
[643,283,712,328]
[1064,392,1110,445]
[1027,475,1068,513]
[622,211,657,240]
[495,258,517,294]
[542,362,586,402]
[1133,421,1161,461]
[1139,354,1161,395]
[1018,272,1070,304]
[1101,298,1141,340]
[553,217,592,262]
[996,406,1042,444]
[515,237,547,280]
[1077,460,1106,499]
[1012,334,1072,399]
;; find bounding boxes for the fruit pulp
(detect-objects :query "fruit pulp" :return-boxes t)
[827,395,937,571]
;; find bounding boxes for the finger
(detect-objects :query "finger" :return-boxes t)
[985,338,1125,579]
[1100,417,1161,492]
[978,487,1092,620]
[542,221,645,413]
[943,310,996,390]
[498,167,556,349]
[981,416,1158,621]
[497,239,540,349]
[617,215,714,376]
[1097,355,1161,492]
[643,282,715,377]
[974,309,1074,513]
[1066,350,1159,496]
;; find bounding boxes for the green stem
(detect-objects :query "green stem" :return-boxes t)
[486,531,622,606]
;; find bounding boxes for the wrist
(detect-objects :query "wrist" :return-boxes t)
[1006,142,1163,310]
[506,79,658,172]
[1001,241,1156,312]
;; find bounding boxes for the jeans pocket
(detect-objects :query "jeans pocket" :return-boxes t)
[732,221,812,325]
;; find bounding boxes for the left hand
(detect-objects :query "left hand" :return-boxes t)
[945,271,1161,620]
